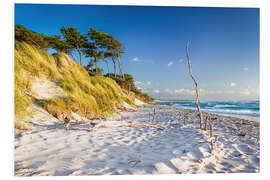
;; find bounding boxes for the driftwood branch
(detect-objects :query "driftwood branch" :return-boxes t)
[185,40,203,129]
[152,106,156,122]
[209,118,213,137]
[121,123,163,129]
[210,139,214,153]
[204,115,209,131]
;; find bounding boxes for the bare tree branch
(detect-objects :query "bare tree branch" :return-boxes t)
[185,40,203,129]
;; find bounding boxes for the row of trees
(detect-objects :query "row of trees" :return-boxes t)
[15,25,125,79]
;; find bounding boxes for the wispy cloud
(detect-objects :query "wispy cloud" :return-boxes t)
[174,88,205,96]
[132,57,140,62]
[134,81,151,93]
[168,61,174,67]
[179,59,184,63]
[134,81,143,85]
[230,82,237,87]
[243,67,249,71]
[224,82,237,87]
[150,87,259,101]
[163,88,255,96]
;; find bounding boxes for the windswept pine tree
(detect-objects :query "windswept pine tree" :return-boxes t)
[45,35,73,54]
[85,28,125,78]
[60,26,87,65]
[15,25,49,50]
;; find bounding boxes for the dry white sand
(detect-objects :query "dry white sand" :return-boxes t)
[14,104,259,176]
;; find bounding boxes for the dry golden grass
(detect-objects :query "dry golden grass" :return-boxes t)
[14,41,135,129]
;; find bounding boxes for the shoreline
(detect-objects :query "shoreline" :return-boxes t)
[15,104,260,176]
[152,103,260,122]
[157,105,260,122]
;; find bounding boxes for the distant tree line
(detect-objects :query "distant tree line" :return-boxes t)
[105,74,153,102]
[15,25,125,79]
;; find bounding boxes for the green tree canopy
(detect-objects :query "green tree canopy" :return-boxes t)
[84,28,114,74]
[60,26,87,65]
[15,25,49,50]
[45,35,73,54]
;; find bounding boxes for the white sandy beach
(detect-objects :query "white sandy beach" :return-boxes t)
[14,104,259,176]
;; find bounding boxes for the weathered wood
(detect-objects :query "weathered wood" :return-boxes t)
[210,139,214,153]
[71,121,87,125]
[185,40,203,129]
[121,123,162,129]
[64,116,71,130]
[152,106,157,122]
[209,118,213,137]
[204,116,209,131]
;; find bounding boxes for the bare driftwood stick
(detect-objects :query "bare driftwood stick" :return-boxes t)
[152,106,156,122]
[209,118,213,137]
[121,123,163,129]
[185,40,203,129]
[64,116,71,130]
[210,139,214,153]
[71,121,87,125]
[204,115,209,131]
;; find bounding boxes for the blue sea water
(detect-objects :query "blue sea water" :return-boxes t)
[155,101,260,118]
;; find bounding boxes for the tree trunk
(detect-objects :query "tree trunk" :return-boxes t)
[204,115,209,131]
[112,58,116,77]
[78,48,82,65]
[117,55,124,80]
[95,57,98,74]
[104,59,110,75]
[185,40,203,130]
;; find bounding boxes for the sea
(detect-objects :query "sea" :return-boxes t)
[154,101,260,118]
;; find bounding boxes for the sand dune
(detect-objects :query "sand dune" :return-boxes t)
[14,105,259,176]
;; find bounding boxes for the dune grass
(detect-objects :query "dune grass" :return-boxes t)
[14,42,134,129]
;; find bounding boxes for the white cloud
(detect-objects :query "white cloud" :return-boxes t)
[132,57,140,62]
[224,82,237,87]
[168,61,174,67]
[151,87,259,101]
[240,89,251,95]
[174,89,195,95]
[243,67,249,71]
[146,81,151,86]
[163,88,237,97]
[179,59,184,63]
[173,88,206,96]
[134,81,143,85]
[256,85,260,94]
[165,88,173,94]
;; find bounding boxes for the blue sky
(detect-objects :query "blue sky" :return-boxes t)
[15,4,259,101]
